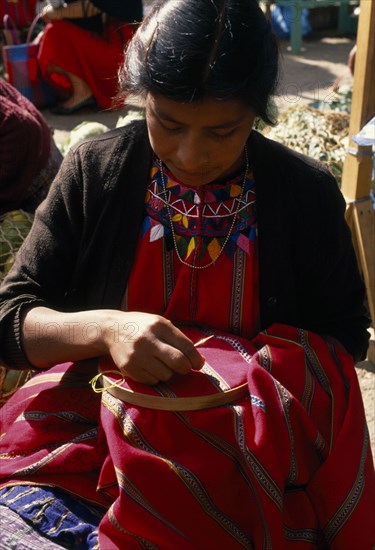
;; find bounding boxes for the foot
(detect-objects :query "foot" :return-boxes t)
[59,93,95,110]
[50,96,96,115]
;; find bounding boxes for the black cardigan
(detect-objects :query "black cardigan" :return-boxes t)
[0,122,370,366]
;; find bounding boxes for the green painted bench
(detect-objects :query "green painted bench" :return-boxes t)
[263,1,359,53]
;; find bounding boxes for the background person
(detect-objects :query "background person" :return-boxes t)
[0,77,62,215]
[38,0,143,113]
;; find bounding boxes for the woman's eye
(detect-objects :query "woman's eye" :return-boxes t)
[160,121,182,133]
[212,129,235,139]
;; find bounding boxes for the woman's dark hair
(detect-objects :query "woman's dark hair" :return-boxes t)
[118,0,279,125]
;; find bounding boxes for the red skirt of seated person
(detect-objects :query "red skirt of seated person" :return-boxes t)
[37,19,135,109]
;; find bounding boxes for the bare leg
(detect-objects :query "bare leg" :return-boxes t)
[48,64,94,108]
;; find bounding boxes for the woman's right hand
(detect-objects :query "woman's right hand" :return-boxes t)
[22,307,205,385]
[103,312,205,385]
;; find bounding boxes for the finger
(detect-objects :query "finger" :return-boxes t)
[154,342,197,375]
[136,370,161,386]
[142,357,175,383]
[118,364,160,386]
[156,321,205,370]
[121,355,175,385]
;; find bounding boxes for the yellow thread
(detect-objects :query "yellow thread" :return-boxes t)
[194,334,214,347]
[90,370,125,393]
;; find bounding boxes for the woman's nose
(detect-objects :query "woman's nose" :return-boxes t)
[175,135,207,171]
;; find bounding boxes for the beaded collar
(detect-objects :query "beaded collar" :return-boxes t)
[142,159,257,264]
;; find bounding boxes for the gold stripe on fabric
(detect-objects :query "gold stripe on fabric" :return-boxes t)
[115,466,186,539]
[233,404,284,511]
[163,241,175,309]
[46,510,71,535]
[1,486,39,505]
[323,424,369,544]
[273,380,298,485]
[230,248,246,334]
[297,330,335,452]
[20,373,66,387]
[11,428,97,476]
[107,503,159,549]
[300,365,315,415]
[0,482,105,508]
[172,402,278,540]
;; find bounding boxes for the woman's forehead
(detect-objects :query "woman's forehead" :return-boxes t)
[146,94,254,128]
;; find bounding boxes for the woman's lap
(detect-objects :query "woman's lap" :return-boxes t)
[0,325,373,548]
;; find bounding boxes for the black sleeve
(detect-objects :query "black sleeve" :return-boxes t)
[293,166,370,362]
[90,0,143,21]
[0,123,152,370]
[0,150,86,368]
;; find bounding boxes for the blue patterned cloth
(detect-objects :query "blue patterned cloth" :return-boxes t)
[0,486,104,549]
[271,5,311,39]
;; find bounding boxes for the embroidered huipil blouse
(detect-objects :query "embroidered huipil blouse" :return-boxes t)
[123,161,259,339]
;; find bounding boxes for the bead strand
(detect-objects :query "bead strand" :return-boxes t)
[158,147,249,270]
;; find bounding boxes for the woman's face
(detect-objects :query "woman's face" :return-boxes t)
[145,94,256,187]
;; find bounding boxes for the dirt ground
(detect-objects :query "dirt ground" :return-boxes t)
[41,31,374,456]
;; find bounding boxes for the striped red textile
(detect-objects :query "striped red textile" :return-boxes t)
[0,324,374,548]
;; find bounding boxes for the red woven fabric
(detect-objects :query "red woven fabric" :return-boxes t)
[37,20,135,109]
[0,325,374,548]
